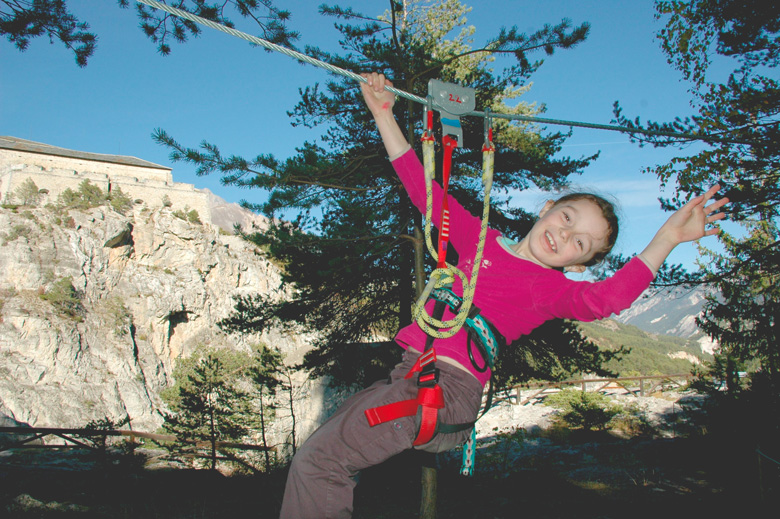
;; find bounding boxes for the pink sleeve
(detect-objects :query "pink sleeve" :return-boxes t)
[391,148,481,253]
[534,257,655,321]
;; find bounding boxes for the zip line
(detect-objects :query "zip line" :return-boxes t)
[137,0,744,145]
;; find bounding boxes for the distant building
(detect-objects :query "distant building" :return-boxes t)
[0,136,211,224]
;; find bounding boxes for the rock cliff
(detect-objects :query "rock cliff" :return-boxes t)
[0,200,327,441]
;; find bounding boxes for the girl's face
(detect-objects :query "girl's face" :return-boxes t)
[517,198,610,271]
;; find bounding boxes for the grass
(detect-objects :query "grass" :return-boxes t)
[1,432,774,518]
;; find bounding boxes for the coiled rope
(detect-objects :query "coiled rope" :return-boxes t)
[412,129,495,339]
[137,0,745,145]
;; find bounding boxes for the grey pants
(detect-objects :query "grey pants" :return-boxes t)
[279,348,483,519]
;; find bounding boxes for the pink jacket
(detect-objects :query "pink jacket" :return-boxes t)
[392,148,654,386]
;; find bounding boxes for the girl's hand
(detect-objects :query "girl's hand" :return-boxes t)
[661,184,729,245]
[638,184,729,274]
[360,72,395,118]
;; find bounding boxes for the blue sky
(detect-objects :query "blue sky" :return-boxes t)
[1,0,715,269]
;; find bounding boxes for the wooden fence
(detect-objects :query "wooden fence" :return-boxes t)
[513,373,696,406]
[0,426,271,453]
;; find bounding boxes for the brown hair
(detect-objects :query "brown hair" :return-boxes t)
[552,192,619,266]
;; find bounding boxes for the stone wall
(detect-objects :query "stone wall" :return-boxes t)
[0,148,211,225]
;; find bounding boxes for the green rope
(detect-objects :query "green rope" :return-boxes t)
[412,139,494,339]
[137,0,745,145]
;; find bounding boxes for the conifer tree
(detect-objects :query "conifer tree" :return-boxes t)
[162,346,254,470]
[1,0,296,66]
[612,0,779,380]
[156,0,616,389]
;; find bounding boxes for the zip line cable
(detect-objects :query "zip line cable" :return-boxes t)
[137,0,746,145]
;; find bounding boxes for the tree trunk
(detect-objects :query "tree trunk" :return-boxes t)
[406,97,437,519]
[259,392,270,471]
[414,221,438,519]
[286,374,297,455]
[420,454,438,519]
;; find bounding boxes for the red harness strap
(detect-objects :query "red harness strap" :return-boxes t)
[364,349,444,446]
[365,128,459,446]
[436,135,458,269]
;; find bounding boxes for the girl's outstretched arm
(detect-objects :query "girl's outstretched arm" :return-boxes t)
[638,185,729,274]
[360,72,410,159]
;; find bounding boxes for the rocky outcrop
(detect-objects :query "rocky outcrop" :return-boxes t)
[0,201,318,436]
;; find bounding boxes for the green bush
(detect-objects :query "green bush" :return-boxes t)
[1,224,32,245]
[108,187,133,215]
[40,276,84,321]
[15,178,41,207]
[57,180,107,210]
[172,206,202,224]
[103,296,132,336]
[545,389,621,431]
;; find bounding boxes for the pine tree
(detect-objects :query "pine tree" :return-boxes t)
[612,0,779,379]
[156,0,608,388]
[161,346,254,470]
[1,0,296,66]
[612,0,780,459]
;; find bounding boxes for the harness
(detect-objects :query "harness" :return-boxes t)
[364,288,504,475]
[366,79,499,476]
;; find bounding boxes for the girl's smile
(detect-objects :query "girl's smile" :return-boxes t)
[514,198,610,271]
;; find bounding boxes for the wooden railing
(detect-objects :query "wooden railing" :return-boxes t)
[513,373,696,405]
[0,427,271,453]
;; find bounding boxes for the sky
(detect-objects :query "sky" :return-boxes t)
[0,0,719,270]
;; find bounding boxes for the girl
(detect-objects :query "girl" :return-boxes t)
[279,73,728,519]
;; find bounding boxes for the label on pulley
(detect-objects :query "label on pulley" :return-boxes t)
[428,79,476,115]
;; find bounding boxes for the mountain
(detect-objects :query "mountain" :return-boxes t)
[0,197,351,453]
[577,285,720,373]
[613,286,709,338]
[577,318,712,376]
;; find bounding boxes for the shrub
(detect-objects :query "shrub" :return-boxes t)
[40,276,84,321]
[15,178,41,206]
[172,206,202,225]
[103,296,132,336]
[186,209,202,224]
[57,180,107,210]
[1,224,33,245]
[108,187,133,215]
[545,389,621,431]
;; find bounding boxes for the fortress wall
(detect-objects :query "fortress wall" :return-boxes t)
[0,149,211,225]
[110,177,212,224]
[0,150,172,183]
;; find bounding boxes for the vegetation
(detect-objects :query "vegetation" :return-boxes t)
[58,179,105,209]
[101,296,132,337]
[155,0,612,389]
[545,389,621,432]
[161,346,255,471]
[172,206,202,224]
[14,178,41,206]
[609,0,780,466]
[82,416,131,453]
[613,0,779,378]
[577,320,708,376]
[218,308,300,462]
[108,187,133,214]
[1,224,33,245]
[160,343,296,472]
[0,0,296,67]
[39,276,84,321]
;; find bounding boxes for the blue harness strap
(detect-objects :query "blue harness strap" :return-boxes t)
[428,288,503,475]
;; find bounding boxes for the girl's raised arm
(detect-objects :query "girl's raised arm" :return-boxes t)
[638,185,729,274]
[361,72,410,159]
